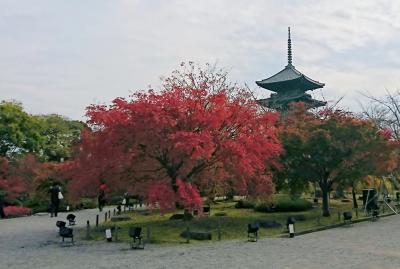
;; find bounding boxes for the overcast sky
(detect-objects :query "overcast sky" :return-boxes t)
[1,0,400,120]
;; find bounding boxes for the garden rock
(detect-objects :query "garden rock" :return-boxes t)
[169,214,184,220]
[214,212,227,217]
[180,231,212,240]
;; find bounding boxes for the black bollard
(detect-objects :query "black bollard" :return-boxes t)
[217,219,222,241]
[96,214,99,227]
[186,225,190,243]
[86,220,91,239]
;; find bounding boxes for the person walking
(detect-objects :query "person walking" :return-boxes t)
[98,183,107,212]
[122,192,130,210]
[49,183,61,217]
[0,196,6,218]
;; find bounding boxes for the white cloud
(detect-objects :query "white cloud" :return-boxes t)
[1,0,400,119]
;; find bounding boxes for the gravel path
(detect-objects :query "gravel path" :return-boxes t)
[1,210,400,269]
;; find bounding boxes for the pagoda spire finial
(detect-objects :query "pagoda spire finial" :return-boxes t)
[287,26,292,66]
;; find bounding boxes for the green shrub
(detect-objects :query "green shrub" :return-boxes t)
[274,198,312,212]
[29,204,49,214]
[254,202,274,212]
[253,198,312,213]
[78,197,97,209]
[108,195,123,205]
[234,200,255,209]
[26,197,49,213]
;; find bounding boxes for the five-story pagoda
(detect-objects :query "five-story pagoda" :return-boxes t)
[256,27,326,110]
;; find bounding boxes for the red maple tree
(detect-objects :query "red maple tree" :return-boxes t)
[65,65,282,210]
[0,157,27,202]
[0,154,64,211]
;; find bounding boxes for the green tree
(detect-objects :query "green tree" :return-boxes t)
[0,101,84,161]
[279,104,394,216]
[0,101,42,158]
[36,114,84,162]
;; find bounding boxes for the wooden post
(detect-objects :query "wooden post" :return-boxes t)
[105,212,107,222]
[146,226,150,242]
[96,214,99,227]
[86,220,91,240]
[217,219,221,241]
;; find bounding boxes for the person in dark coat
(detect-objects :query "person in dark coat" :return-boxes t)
[49,183,61,217]
[122,192,130,210]
[0,197,6,218]
[98,183,108,212]
[98,189,105,212]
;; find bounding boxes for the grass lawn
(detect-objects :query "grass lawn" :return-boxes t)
[84,197,370,245]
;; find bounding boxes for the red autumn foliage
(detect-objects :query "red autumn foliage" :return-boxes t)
[146,180,176,212]
[10,154,62,193]
[61,128,131,201]
[4,206,31,217]
[0,157,27,200]
[136,179,203,213]
[65,65,282,210]
[379,128,392,141]
[176,179,202,211]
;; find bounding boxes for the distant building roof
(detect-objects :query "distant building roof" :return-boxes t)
[255,27,326,110]
[255,64,325,93]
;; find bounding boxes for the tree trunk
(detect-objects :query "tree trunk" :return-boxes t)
[352,185,358,209]
[321,188,330,217]
[171,177,178,192]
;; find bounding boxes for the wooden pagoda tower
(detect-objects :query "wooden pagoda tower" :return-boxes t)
[256,27,326,110]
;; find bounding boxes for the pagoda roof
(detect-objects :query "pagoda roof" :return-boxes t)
[257,92,327,109]
[255,27,326,110]
[256,64,325,93]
